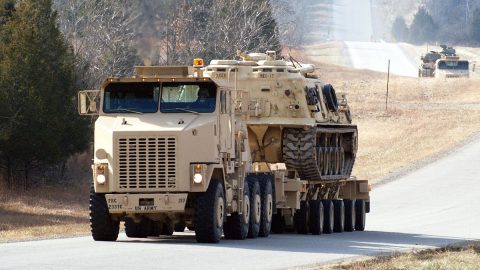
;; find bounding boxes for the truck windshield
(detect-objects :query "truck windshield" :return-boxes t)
[103,83,159,113]
[437,60,469,70]
[160,82,216,113]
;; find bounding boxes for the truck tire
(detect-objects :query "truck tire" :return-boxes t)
[195,179,225,243]
[259,176,273,237]
[224,179,250,240]
[125,217,151,238]
[89,185,119,241]
[161,223,174,236]
[344,199,356,232]
[309,200,324,235]
[247,176,261,238]
[333,200,345,233]
[355,199,366,231]
[174,222,186,232]
[294,201,309,234]
[322,200,334,234]
[271,211,286,234]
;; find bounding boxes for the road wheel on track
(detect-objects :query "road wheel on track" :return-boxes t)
[195,179,225,243]
[294,201,309,234]
[322,148,330,175]
[224,179,250,240]
[125,217,151,238]
[322,200,334,234]
[259,176,273,237]
[309,200,324,235]
[333,200,345,233]
[343,199,356,232]
[355,199,366,231]
[247,176,261,238]
[89,185,119,241]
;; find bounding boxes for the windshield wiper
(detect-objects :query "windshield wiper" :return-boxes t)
[162,108,199,115]
[109,108,143,114]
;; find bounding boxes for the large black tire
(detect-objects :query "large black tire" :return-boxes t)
[355,199,366,231]
[259,176,273,237]
[344,199,356,232]
[195,179,225,243]
[247,176,261,238]
[271,211,286,234]
[309,200,324,235]
[174,221,186,232]
[125,217,151,238]
[294,201,309,234]
[322,200,334,234]
[333,200,345,233]
[89,185,119,241]
[224,179,250,240]
[161,223,174,236]
[322,84,338,112]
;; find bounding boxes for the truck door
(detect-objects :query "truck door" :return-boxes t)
[219,88,235,156]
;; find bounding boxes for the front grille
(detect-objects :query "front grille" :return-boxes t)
[117,136,176,190]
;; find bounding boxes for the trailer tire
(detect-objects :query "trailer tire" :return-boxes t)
[271,212,286,234]
[333,200,345,232]
[355,199,366,231]
[344,199,356,232]
[247,176,261,238]
[259,176,273,237]
[224,179,250,240]
[89,185,119,241]
[125,217,151,238]
[195,179,225,243]
[294,201,309,234]
[322,200,334,234]
[309,200,324,235]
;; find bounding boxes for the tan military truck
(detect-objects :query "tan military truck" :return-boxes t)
[78,52,370,243]
[419,45,470,78]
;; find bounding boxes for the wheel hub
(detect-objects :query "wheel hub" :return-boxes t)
[216,197,224,228]
[254,194,261,223]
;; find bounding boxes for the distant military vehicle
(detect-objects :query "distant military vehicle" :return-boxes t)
[78,51,370,243]
[419,45,469,78]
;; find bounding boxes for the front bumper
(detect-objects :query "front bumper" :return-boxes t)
[105,193,188,214]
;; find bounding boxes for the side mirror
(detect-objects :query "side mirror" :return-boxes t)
[78,90,100,115]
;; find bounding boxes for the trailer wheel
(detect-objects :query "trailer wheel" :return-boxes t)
[271,211,286,234]
[89,185,119,241]
[322,200,334,234]
[195,179,225,243]
[259,176,273,237]
[224,179,250,240]
[344,199,356,232]
[125,217,151,238]
[355,199,366,231]
[294,201,309,234]
[333,200,345,232]
[309,200,324,235]
[247,176,261,238]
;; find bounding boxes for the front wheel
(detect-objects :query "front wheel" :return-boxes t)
[89,185,119,241]
[195,179,225,243]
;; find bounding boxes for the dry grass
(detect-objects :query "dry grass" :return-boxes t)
[0,182,90,242]
[319,242,480,270]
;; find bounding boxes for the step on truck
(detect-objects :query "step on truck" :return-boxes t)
[78,51,370,243]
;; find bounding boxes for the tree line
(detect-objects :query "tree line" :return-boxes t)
[0,0,282,190]
[392,0,480,45]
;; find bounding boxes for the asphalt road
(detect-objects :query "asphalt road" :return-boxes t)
[2,136,480,270]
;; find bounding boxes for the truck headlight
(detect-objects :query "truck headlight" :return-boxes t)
[193,173,203,184]
[96,174,106,184]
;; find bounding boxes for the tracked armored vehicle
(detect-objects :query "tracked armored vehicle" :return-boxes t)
[205,51,357,182]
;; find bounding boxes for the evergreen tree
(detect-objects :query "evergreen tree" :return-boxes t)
[391,16,409,42]
[409,7,438,44]
[0,0,89,188]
